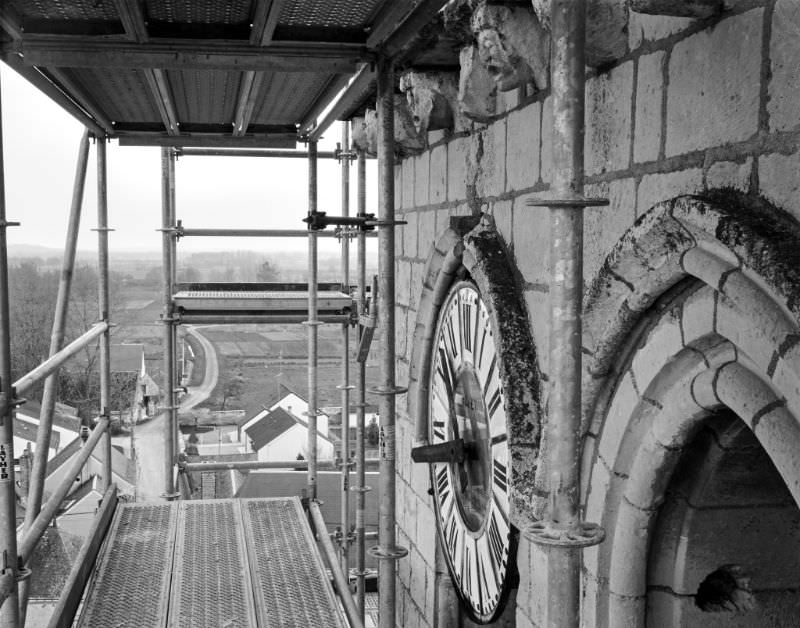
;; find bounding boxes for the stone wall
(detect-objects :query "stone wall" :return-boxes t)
[393,3,800,627]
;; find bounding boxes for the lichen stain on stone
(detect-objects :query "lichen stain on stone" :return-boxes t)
[462,215,543,520]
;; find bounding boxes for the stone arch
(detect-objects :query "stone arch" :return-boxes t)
[580,194,800,627]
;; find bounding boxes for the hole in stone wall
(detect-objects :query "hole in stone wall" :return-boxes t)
[695,564,756,613]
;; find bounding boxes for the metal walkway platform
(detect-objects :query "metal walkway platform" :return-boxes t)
[76,497,348,628]
[172,282,353,324]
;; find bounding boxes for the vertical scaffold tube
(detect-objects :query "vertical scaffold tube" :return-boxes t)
[523,2,604,627]
[339,121,351,574]
[168,150,179,458]
[97,138,112,492]
[0,76,20,628]
[355,148,367,620]
[307,140,319,500]
[160,148,176,499]
[19,129,90,626]
[375,57,403,628]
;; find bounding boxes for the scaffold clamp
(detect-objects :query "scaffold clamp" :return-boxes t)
[368,544,408,560]
[524,519,605,548]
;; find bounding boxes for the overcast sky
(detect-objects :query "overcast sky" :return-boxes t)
[0,64,377,255]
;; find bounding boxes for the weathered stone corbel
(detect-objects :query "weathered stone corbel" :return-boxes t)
[399,71,464,136]
[458,45,498,122]
[350,97,426,157]
[629,0,723,18]
[531,0,628,67]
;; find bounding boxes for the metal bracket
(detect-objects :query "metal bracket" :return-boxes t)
[302,320,324,327]
[524,520,605,548]
[15,565,31,582]
[526,197,609,208]
[91,227,116,232]
[0,221,20,229]
[336,384,356,391]
[363,219,406,228]
[350,485,372,493]
[303,211,377,232]
[334,143,358,162]
[368,544,409,560]
[366,385,408,396]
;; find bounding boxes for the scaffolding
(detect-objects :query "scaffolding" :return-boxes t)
[0,0,449,625]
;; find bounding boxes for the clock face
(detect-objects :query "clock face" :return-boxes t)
[428,280,513,624]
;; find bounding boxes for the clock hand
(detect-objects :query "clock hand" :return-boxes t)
[411,439,466,464]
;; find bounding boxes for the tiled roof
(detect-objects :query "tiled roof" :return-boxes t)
[245,406,296,451]
[17,401,82,433]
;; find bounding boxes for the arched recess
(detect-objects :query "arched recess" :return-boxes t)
[405,213,543,625]
[580,194,800,627]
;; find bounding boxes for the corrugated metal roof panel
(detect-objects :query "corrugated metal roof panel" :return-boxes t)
[278,0,386,31]
[251,71,331,125]
[145,0,252,26]
[64,67,159,124]
[169,69,239,125]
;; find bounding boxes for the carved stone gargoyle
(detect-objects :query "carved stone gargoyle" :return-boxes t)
[471,2,550,92]
[531,0,628,67]
[351,97,426,157]
[399,71,465,136]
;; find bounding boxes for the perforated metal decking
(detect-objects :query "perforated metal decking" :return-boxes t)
[77,497,348,628]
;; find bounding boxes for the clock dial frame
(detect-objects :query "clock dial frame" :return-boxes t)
[428,280,515,624]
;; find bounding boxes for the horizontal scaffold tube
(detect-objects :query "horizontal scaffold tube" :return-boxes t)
[179,227,375,238]
[183,458,379,472]
[308,500,365,628]
[13,322,108,396]
[0,419,110,607]
[177,149,349,159]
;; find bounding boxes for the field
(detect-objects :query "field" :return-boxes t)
[195,324,381,421]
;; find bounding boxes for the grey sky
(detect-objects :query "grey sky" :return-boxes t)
[1,64,378,255]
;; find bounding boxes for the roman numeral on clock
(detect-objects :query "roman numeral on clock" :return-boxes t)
[493,459,508,493]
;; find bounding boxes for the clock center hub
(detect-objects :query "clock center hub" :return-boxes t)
[452,363,492,533]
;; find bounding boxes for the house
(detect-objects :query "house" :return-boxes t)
[240,392,335,462]
[111,343,160,423]
[14,401,81,462]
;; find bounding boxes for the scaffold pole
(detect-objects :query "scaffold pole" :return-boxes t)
[97,137,113,492]
[339,120,352,574]
[161,147,177,499]
[372,56,407,628]
[0,75,20,628]
[306,140,319,500]
[354,146,368,621]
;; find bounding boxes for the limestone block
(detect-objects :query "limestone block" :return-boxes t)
[628,11,696,49]
[506,102,541,191]
[417,209,437,260]
[759,151,800,224]
[666,9,762,156]
[399,71,463,136]
[469,121,506,198]
[402,157,416,211]
[706,158,752,192]
[598,370,639,466]
[471,3,550,91]
[633,50,665,163]
[531,0,628,66]
[769,1,800,131]
[403,211,418,259]
[585,61,634,176]
[540,96,554,184]
[491,199,513,245]
[409,262,425,311]
[414,152,430,209]
[458,45,497,122]
[630,311,683,395]
[630,0,723,17]
[513,201,550,287]
[429,144,447,204]
[447,135,469,201]
[397,259,412,307]
[583,178,637,283]
[636,168,702,215]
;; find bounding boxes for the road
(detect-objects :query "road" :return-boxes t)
[133,326,219,501]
